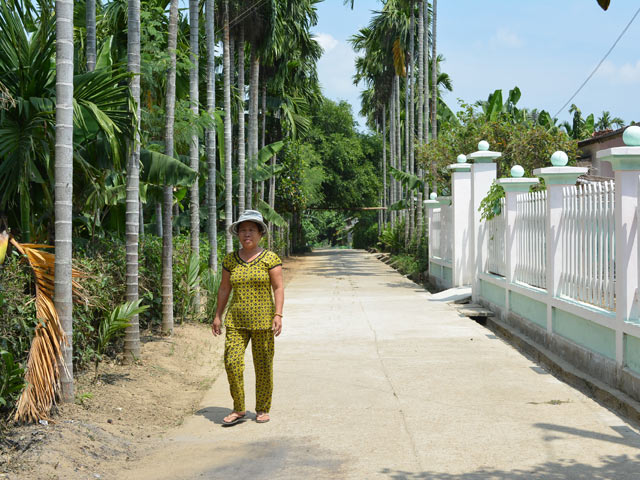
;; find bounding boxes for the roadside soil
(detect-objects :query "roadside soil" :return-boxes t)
[0,322,224,480]
[0,256,299,480]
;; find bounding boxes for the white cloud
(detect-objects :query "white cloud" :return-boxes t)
[597,59,640,85]
[490,28,523,49]
[314,33,339,53]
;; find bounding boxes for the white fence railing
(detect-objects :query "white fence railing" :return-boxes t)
[485,198,506,277]
[440,204,453,262]
[515,190,547,289]
[560,181,616,310]
[431,208,442,259]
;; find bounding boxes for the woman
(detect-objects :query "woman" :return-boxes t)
[212,210,284,425]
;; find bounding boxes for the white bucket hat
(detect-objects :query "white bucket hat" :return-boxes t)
[228,210,268,236]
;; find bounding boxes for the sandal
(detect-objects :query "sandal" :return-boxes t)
[256,412,270,423]
[222,411,246,426]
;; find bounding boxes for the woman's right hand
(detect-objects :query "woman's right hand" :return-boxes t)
[212,317,222,336]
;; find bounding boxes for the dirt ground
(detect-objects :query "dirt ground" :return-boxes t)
[0,257,298,480]
[0,322,224,480]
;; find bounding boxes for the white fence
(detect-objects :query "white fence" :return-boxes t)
[485,198,506,276]
[440,204,453,262]
[514,190,547,289]
[430,208,442,259]
[560,181,616,311]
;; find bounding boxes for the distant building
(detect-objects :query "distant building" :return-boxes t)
[577,127,626,180]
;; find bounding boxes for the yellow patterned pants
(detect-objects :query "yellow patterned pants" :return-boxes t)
[224,327,274,413]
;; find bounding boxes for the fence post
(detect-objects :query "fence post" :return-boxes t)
[496,166,539,292]
[449,154,473,286]
[596,126,640,366]
[534,152,588,334]
[425,193,439,283]
[468,141,501,302]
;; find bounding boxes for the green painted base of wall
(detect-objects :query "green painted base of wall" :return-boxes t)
[510,291,546,328]
[480,280,505,308]
[624,334,640,375]
[430,262,442,279]
[552,308,616,360]
[443,266,452,285]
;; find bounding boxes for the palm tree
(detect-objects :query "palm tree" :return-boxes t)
[55,0,75,402]
[162,0,179,335]
[124,0,141,360]
[430,0,437,142]
[189,0,200,311]
[86,0,97,71]
[237,25,246,212]
[223,0,234,253]
[596,111,624,131]
[206,0,218,272]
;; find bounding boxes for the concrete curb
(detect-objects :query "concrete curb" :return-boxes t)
[486,314,640,426]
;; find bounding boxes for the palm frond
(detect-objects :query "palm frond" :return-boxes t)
[10,237,84,423]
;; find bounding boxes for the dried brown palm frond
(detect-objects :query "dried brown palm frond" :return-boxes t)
[0,81,15,110]
[10,238,85,423]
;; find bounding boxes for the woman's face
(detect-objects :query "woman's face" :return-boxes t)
[237,221,263,249]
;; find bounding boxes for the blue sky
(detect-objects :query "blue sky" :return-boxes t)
[313,0,640,131]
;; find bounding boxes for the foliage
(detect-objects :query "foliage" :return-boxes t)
[418,92,579,194]
[0,350,24,410]
[378,220,406,255]
[352,211,379,249]
[478,182,506,222]
[202,268,223,322]
[94,299,149,378]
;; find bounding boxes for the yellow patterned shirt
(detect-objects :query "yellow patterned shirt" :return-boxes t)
[222,250,282,330]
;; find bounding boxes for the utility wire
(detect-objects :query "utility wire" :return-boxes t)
[213,0,268,37]
[553,6,640,118]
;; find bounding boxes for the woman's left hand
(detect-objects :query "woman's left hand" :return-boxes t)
[272,315,282,337]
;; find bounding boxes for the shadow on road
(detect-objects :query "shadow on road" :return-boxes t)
[195,406,241,425]
[380,453,640,479]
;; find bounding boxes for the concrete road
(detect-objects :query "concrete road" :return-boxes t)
[126,249,640,479]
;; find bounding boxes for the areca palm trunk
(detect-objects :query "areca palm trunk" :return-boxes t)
[431,0,437,142]
[55,0,74,403]
[162,0,179,335]
[223,0,234,253]
[86,0,96,71]
[248,51,259,208]
[206,0,217,272]
[260,79,267,202]
[416,0,424,236]
[189,0,200,311]
[408,2,416,243]
[404,59,410,246]
[424,0,429,143]
[237,27,246,213]
[395,74,402,225]
[124,0,141,360]
[382,103,387,227]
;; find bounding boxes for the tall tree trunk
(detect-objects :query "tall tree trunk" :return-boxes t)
[268,152,276,247]
[417,0,424,236]
[424,0,429,143]
[124,0,141,360]
[206,0,217,271]
[408,2,415,243]
[259,78,267,201]
[382,103,387,227]
[237,27,246,213]
[395,75,402,226]
[156,202,162,237]
[223,1,234,253]
[404,59,410,247]
[248,50,259,209]
[162,0,179,335]
[86,0,96,71]
[389,89,396,228]
[431,0,437,142]
[55,0,74,403]
[189,0,200,312]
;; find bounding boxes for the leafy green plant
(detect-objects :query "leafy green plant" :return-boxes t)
[0,349,24,411]
[202,268,223,322]
[478,181,505,222]
[94,299,148,379]
[179,253,203,323]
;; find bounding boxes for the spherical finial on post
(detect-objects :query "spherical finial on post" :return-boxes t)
[622,125,640,146]
[510,165,525,178]
[478,140,489,151]
[456,154,467,163]
[429,192,437,200]
[550,151,569,166]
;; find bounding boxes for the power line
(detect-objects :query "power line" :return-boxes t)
[553,6,640,118]
[213,0,268,37]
